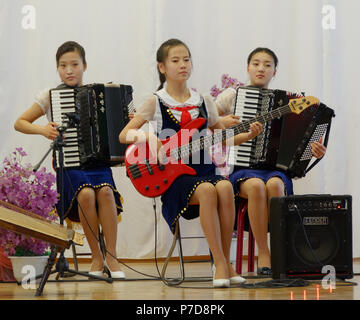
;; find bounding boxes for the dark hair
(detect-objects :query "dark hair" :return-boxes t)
[247,47,278,68]
[56,41,87,67]
[156,38,192,90]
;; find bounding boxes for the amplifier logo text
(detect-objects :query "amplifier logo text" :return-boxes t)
[303,216,329,226]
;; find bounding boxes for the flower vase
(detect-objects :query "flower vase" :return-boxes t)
[9,256,49,284]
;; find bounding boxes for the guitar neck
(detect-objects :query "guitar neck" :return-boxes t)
[230,103,291,137]
[172,103,292,160]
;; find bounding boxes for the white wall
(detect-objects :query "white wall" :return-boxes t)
[1,0,358,258]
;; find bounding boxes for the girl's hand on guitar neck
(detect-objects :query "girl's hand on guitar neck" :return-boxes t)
[221,114,241,128]
[227,121,263,147]
[247,121,263,140]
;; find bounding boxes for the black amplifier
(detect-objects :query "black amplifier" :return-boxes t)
[270,194,353,280]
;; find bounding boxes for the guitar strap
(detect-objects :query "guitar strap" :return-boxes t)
[198,97,208,120]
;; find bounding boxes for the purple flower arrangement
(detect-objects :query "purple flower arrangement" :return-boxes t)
[0,147,58,256]
[210,74,244,98]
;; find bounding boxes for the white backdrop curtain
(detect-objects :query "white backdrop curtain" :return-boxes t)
[0,0,358,259]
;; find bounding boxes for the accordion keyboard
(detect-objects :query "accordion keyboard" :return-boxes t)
[228,87,269,167]
[50,88,81,168]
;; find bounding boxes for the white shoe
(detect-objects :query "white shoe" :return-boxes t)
[109,270,126,279]
[88,270,104,277]
[104,262,126,279]
[230,275,246,285]
[212,265,230,288]
[88,261,105,277]
[213,278,230,288]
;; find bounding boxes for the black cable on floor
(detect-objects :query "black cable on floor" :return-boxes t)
[239,278,311,289]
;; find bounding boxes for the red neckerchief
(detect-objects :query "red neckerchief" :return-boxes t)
[169,105,198,128]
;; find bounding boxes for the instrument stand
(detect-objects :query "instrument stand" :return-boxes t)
[34,115,113,297]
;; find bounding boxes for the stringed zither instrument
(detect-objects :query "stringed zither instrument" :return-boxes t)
[0,200,85,297]
[125,96,320,198]
[0,200,84,249]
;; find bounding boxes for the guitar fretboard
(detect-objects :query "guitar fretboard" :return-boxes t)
[170,104,292,160]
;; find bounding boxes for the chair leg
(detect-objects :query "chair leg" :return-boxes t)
[161,220,185,285]
[248,225,255,272]
[176,224,185,282]
[235,202,246,275]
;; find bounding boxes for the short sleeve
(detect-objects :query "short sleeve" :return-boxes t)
[215,87,236,114]
[136,95,157,121]
[203,94,220,127]
[35,88,51,115]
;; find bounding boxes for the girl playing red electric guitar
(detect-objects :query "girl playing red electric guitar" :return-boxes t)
[119,38,262,287]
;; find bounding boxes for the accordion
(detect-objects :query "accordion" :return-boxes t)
[228,86,335,178]
[50,83,133,169]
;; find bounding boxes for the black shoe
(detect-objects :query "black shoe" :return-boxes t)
[257,267,272,276]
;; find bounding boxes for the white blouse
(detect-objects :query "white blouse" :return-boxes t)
[215,87,237,115]
[35,88,52,121]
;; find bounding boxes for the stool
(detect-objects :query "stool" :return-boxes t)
[235,199,255,274]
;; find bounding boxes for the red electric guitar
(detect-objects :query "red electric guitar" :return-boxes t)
[125,96,319,197]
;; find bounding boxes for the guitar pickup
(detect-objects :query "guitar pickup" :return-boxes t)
[129,164,142,179]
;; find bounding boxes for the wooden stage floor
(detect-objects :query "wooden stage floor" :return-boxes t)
[1,258,359,301]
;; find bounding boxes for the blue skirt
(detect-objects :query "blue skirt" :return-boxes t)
[161,163,226,233]
[229,168,293,196]
[56,167,123,222]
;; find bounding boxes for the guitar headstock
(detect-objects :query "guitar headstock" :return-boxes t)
[289,96,320,114]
